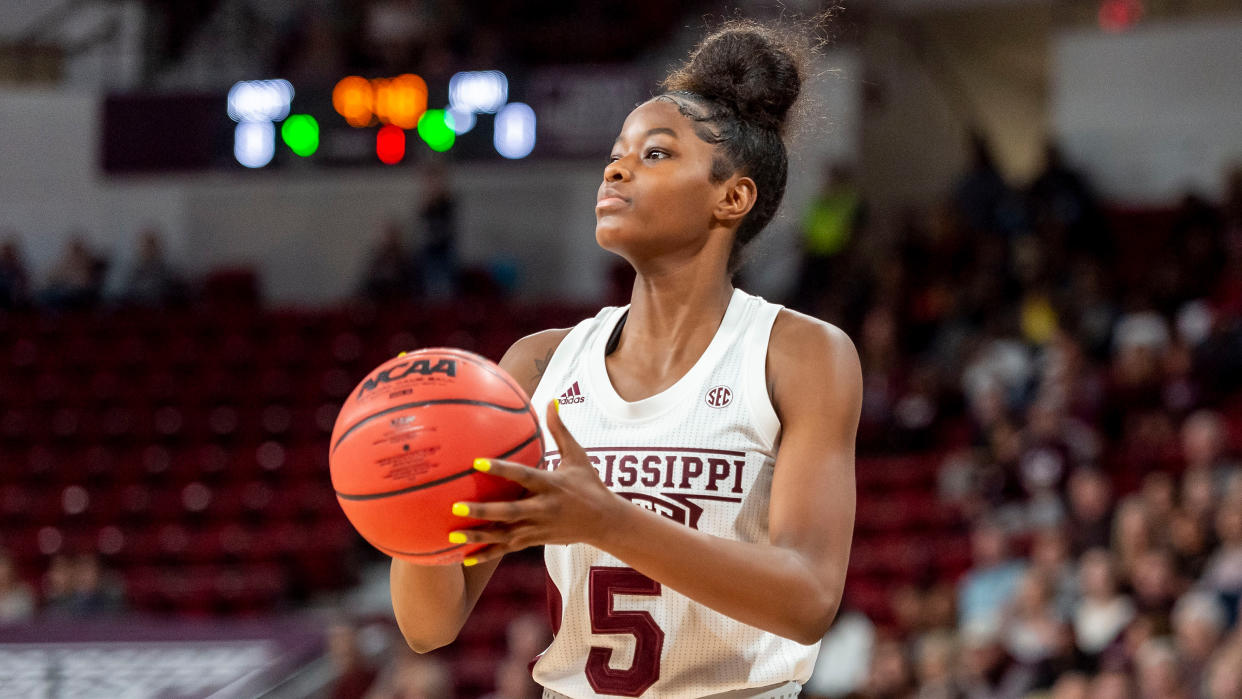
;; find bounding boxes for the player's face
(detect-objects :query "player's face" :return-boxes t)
[595,99,728,264]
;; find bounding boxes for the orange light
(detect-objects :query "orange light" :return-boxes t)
[333,76,374,127]
[383,74,428,130]
[334,74,427,130]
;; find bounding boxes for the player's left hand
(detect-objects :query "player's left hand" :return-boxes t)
[449,399,623,565]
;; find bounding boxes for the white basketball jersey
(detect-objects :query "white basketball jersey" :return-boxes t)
[528,288,820,698]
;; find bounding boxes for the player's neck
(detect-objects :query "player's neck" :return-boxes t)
[620,268,734,355]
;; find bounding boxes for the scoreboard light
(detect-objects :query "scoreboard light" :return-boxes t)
[333,76,374,127]
[228,79,293,123]
[281,114,319,157]
[418,110,455,152]
[494,102,536,159]
[376,124,406,164]
[449,71,508,114]
[373,74,428,129]
[235,121,275,168]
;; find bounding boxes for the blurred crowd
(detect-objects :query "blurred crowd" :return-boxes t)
[0,227,188,312]
[0,550,125,623]
[796,140,1242,698]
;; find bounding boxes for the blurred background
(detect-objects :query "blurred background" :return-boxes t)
[1,0,1241,697]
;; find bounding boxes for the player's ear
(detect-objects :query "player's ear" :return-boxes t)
[713,175,757,224]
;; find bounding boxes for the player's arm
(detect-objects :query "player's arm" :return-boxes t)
[454,311,860,644]
[601,312,858,642]
[389,327,570,653]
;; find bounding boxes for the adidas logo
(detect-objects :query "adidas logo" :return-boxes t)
[558,381,586,405]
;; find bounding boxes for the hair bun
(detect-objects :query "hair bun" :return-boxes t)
[663,22,805,134]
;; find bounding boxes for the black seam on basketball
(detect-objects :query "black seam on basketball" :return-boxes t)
[375,541,467,557]
[334,429,540,501]
[332,398,527,454]
[336,466,475,501]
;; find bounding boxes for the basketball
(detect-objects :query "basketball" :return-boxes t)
[329,348,544,565]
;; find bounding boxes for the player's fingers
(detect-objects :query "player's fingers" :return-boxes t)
[472,457,544,490]
[546,399,590,464]
[461,544,512,567]
[450,498,528,523]
[447,527,508,545]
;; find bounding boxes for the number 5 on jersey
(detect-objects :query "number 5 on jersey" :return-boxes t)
[586,566,665,697]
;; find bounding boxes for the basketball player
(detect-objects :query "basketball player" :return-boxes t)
[390,19,859,698]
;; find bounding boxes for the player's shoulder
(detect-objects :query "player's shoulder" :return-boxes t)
[499,327,574,397]
[767,308,861,395]
[769,308,857,364]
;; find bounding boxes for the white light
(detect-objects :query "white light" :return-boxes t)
[234,121,275,168]
[449,70,508,114]
[494,102,536,159]
[227,79,294,123]
[446,106,475,134]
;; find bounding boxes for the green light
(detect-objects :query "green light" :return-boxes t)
[417,109,455,152]
[281,114,319,157]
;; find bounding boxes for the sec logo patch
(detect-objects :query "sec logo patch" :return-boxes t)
[705,385,733,408]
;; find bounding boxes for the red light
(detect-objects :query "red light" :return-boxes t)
[376,125,405,165]
[1099,0,1143,33]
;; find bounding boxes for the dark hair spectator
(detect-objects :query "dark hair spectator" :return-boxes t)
[0,235,31,309]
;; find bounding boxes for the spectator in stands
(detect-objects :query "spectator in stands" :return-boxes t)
[1049,672,1090,699]
[1168,507,1213,582]
[41,234,108,310]
[1133,638,1189,699]
[1205,638,1242,699]
[957,618,1034,699]
[804,603,875,699]
[1111,497,1156,583]
[359,220,419,303]
[912,630,959,699]
[1181,410,1239,486]
[326,619,379,699]
[0,235,30,309]
[1066,469,1114,557]
[1129,549,1181,627]
[1000,570,1070,684]
[1027,142,1108,262]
[0,550,35,624]
[862,636,916,699]
[1201,498,1242,599]
[953,131,1026,238]
[1073,548,1134,669]
[417,164,459,298]
[958,519,1027,630]
[790,162,865,319]
[1089,669,1134,699]
[1029,527,1077,618]
[1170,590,1228,681]
[364,646,452,699]
[42,553,125,617]
[120,227,186,307]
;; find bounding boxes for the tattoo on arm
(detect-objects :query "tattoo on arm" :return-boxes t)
[532,348,554,387]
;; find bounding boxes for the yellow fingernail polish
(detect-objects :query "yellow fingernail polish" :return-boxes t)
[473,458,491,472]
[463,557,478,567]
[452,502,470,517]
[397,351,407,357]
[553,399,560,414]
[448,532,467,544]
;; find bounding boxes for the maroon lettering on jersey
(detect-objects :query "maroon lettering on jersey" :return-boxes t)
[705,458,731,491]
[616,454,639,487]
[677,457,704,489]
[586,567,664,697]
[639,455,661,487]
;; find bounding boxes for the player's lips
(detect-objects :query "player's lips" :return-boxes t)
[596,187,630,211]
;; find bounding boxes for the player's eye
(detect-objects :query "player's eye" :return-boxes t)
[606,154,621,164]
[645,148,669,160]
